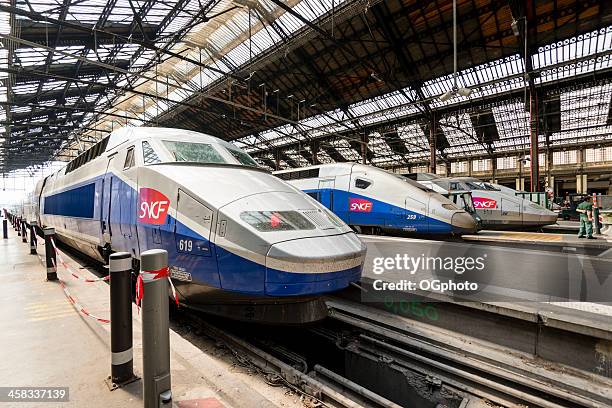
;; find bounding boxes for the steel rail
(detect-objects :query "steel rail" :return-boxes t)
[326,300,611,408]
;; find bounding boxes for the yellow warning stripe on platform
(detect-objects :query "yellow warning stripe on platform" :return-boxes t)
[497,232,563,242]
[25,300,74,322]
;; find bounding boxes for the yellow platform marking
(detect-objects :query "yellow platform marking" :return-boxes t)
[25,300,75,322]
[496,232,563,242]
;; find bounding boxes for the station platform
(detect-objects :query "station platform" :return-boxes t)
[542,220,580,233]
[461,229,612,255]
[0,232,289,408]
[463,229,612,244]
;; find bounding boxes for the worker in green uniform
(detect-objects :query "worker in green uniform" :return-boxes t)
[576,196,596,239]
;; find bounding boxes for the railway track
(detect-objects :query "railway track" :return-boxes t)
[173,297,612,408]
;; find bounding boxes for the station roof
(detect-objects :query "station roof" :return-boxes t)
[1,0,611,172]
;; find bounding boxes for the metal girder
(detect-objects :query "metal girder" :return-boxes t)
[16,22,158,48]
[0,4,242,80]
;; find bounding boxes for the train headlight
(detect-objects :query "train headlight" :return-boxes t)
[240,211,316,232]
[442,204,459,210]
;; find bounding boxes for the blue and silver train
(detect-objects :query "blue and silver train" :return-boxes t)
[409,174,558,229]
[28,128,366,324]
[274,163,477,235]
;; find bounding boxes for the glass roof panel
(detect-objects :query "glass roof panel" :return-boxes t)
[440,113,485,155]
[491,102,530,150]
[327,138,360,161]
[396,124,429,159]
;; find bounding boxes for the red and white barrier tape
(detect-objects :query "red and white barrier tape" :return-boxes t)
[135,266,179,309]
[50,258,110,324]
[50,237,109,283]
[36,239,110,324]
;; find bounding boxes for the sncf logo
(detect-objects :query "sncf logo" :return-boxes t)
[473,197,497,209]
[349,197,373,212]
[138,188,170,225]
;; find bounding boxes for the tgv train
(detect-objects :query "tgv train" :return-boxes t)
[407,174,557,229]
[28,127,366,324]
[274,163,477,235]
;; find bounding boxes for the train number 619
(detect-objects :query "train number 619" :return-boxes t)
[178,239,193,252]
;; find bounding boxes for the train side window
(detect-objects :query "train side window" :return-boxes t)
[142,141,161,164]
[124,147,135,169]
[355,178,371,189]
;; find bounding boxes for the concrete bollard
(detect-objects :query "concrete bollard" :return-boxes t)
[109,252,136,386]
[43,228,57,281]
[2,218,7,239]
[141,249,172,408]
[21,220,27,243]
[30,222,37,254]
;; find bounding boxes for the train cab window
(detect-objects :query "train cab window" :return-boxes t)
[227,147,258,167]
[355,178,371,189]
[124,147,135,169]
[142,141,161,164]
[163,140,225,164]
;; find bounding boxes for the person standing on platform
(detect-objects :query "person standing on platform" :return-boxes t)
[577,196,596,239]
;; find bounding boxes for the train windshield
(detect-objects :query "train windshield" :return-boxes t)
[394,174,434,192]
[465,181,499,191]
[227,147,258,167]
[461,193,475,213]
[163,140,226,164]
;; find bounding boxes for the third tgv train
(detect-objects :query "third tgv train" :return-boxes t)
[408,174,557,229]
[275,163,477,235]
[26,128,366,324]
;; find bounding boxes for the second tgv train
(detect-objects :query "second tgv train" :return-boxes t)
[28,127,366,324]
[275,163,477,235]
[407,174,558,229]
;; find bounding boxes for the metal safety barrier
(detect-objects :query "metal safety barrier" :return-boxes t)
[140,249,172,408]
[43,228,57,281]
[108,252,138,389]
[29,221,37,255]
[21,220,27,243]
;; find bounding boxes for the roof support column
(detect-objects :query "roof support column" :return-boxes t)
[529,89,540,192]
[274,150,280,171]
[310,141,319,165]
[361,134,368,165]
[429,115,437,174]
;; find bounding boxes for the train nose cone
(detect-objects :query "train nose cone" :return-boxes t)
[451,211,477,234]
[264,233,366,296]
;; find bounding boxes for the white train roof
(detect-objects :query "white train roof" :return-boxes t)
[105,127,230,152]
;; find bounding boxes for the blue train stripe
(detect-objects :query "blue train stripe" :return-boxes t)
[44,183,96,218]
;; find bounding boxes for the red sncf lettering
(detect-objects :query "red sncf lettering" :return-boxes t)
[138,188,170,225]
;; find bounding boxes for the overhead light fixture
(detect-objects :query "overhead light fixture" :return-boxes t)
[370,72,382,82]
[439,0,472,102]
[457,87,472,97]
[440,90,454,102]
[511,18,520,37]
